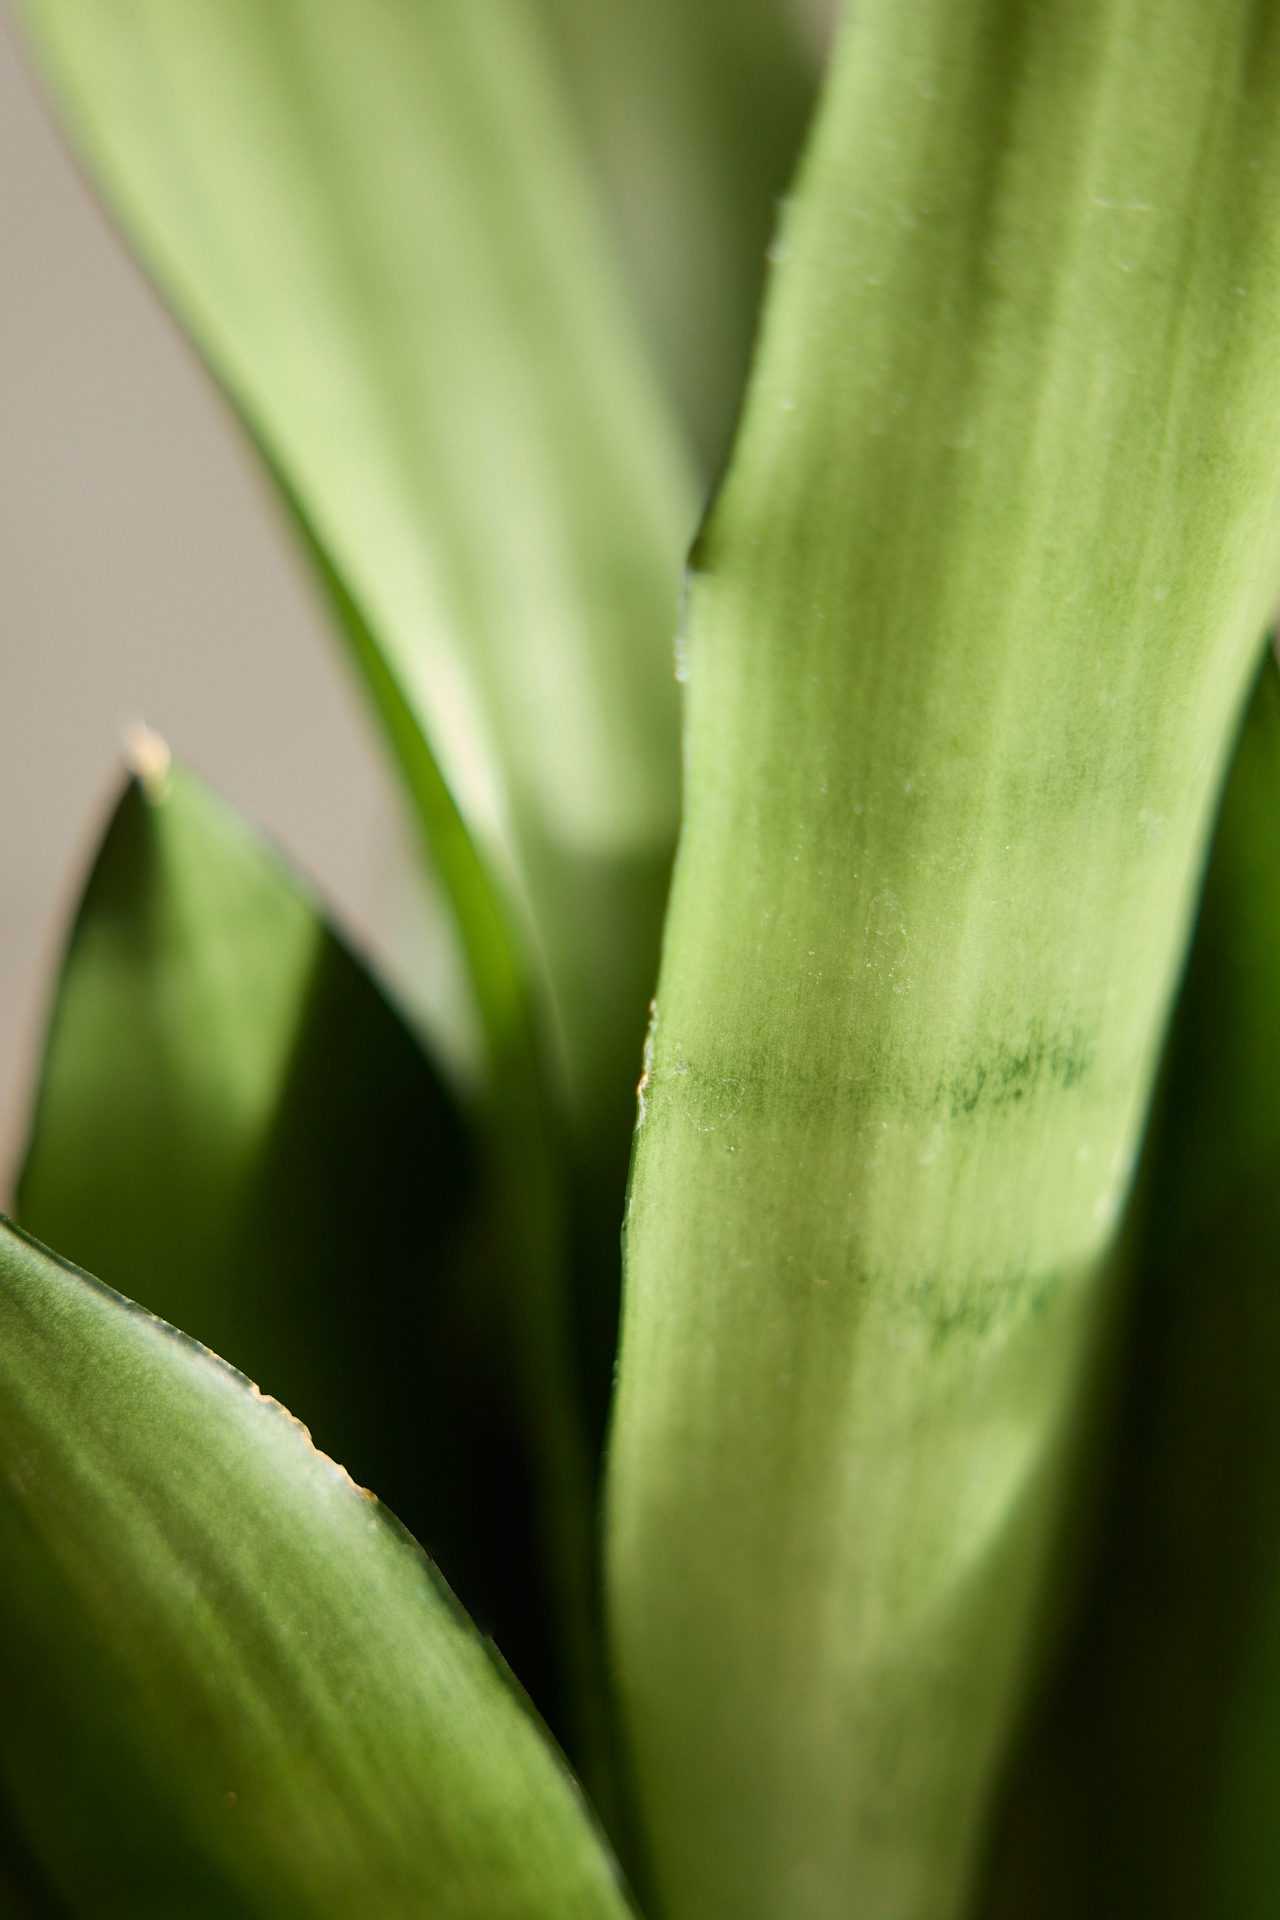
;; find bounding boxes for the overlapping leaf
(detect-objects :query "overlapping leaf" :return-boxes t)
[4,14,829,1744]
[980,650,1280,1919]
[14,759,566,1712]
[535,0,821,475]
[1,9,707,1741]
[11,0,696,1144]
[0,1219,633,1919]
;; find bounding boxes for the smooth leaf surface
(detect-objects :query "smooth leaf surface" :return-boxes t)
[269,414,609,1790]
[0,1802,64,1920]
[278,501,532,1094]
[15,762,566,1725]
[606,4,1280,1917]
[0,1219,633,1920]
[12,0,696,1142]
[979,649,1280,1919]
[6,10,693,1760]
[536,0,821,476]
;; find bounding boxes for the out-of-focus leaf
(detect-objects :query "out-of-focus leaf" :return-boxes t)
[0,1802,65,1920]
[535,0,822,475]
[270,457,610,1794]
[605,2,1280,1915]
[0,1219,635,1920]
[7,9,687,1763]
[14,760,565,1723]
[978,649,1280,1920]
[279,505,531,1093]
[11,0,696,1146]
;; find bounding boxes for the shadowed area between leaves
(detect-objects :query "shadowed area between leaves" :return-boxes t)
[977,650,1280,1920]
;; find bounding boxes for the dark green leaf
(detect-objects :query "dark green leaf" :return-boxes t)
[0,1797,66,1920]
[0,1219,634,1919]
[15,762,561,1721]
[979,648,1280,1920]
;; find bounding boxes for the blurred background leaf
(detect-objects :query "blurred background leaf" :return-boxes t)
[534,0,824,478]
[10,0,696,1148]
[979,647,1280,1919]
[0,1219,634,1920]
[0,1797,65,1920]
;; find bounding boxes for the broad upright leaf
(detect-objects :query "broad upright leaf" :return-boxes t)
[0,1220,634,1920]
[14,759,566,1722]
[11,0,696,1143]
[979,649,1280,1919]
[535,0,821,475]
[606,4,1280,1917]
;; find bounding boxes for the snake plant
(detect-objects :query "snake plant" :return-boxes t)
[2,1,1280,1916]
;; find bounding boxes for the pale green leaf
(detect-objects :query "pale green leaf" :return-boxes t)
[285,538,624,1804]
[606,4,1280,1916]
[267,415,609,1796]
[11,0,697,1142]
[0,1218,633,1920]
[277,503,531,1086]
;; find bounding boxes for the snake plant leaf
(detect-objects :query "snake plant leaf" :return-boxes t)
[606,4,1280,1917]
[272,502,617,1796]
[15,753,470,1524]
[0,1219,634,1920]
[269,413,609,1794]
[277,496,532,1095]
[11,0,697,1148]
[7,11,688,1729]
[535,0,821,476]
[979,648,1280,1920]
[13,757,569,1726]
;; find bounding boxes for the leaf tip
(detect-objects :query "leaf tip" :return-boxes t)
[120,720,172,802]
